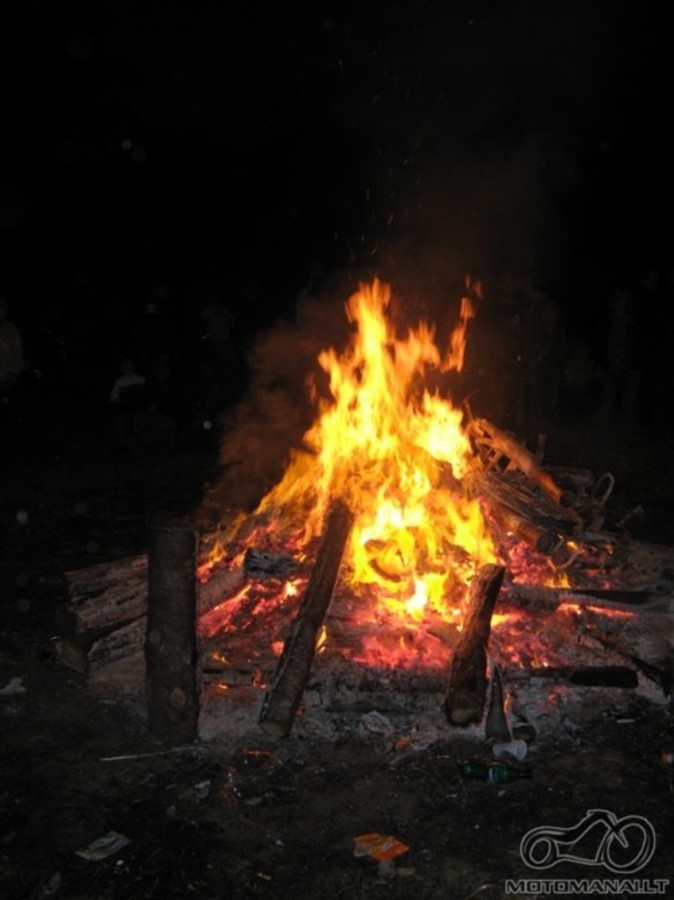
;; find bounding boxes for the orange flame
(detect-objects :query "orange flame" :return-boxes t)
[252,277,496,620]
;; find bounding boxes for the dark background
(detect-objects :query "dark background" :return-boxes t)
[2,1,673,416]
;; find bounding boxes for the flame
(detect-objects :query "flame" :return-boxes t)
[199,277,628,677]
[252,277,495,620]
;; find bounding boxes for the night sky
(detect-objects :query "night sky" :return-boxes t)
[3,2,673,389]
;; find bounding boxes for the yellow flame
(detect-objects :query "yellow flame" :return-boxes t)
[254,277,496,619]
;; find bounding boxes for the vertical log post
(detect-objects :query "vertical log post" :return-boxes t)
[444,563,505,727]
[145,522,200,743]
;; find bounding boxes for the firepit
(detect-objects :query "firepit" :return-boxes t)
[61,278,674,748]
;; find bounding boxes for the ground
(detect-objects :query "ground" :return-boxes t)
[2,408,674,900]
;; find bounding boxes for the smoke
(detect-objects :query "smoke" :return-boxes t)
[331,2,636,305]
[200,267,366,519]
[199,3,641,522]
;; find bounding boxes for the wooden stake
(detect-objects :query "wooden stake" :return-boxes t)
[145,523,200,744]
[258,499,354,737]
[444,563,505,726]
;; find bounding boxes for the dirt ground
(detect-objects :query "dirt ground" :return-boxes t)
[2,410,674,900]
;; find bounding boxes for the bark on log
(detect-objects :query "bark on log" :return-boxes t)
[145,523,200,744]
[258,499,354,738]
[66,555,148,632]
[444,563,505,726]
[88,617,148,672]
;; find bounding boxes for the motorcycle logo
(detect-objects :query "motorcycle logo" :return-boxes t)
[520,808,657,874]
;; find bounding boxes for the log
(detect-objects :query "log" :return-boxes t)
[508,585,674,615]
[444,563,505,726]
[67,555,245,634]
[243,548,299,578]
[258,499,354,737]
[488,499,559,554]
[61,555,245,671]
[469,417,575,507]
[65,554,148,596]
[65,554,148,632]
[88,617,148,672]
[580,629,672,695]
[145,523,200,744]
[53,616,146,674]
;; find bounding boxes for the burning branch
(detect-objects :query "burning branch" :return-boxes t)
[468,417,575,508]
[258,499,354,737]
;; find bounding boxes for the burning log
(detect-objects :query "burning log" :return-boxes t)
[444,563,505,726]
[258,499,354,738]
[144,523,200,744]
[469,417,575,508]
[487,499,559,554]
[243,548,298,578]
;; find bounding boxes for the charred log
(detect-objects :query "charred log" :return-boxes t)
[581,630,672,695]
[258,499,354,738]
[444,563,505,726]
[507,585,674,615]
